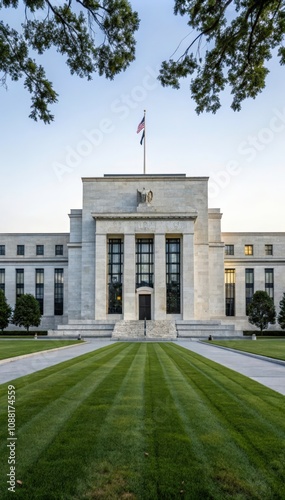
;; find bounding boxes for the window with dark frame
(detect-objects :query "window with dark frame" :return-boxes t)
[265,268,274,299]
[0,269,5,293]
[225,269,235,316]
[244,245,253,256]
[36,245,44,256]
[166,238,181,314]
[16,269,24,298]
[17,245,25,256]
[55,245,63,256]
[54,268,64,315]
[245,268,254,314]
[108,239,123,314]
[225,244,234,256]
[265,244,273,256]
[136,238,154,288]
[35,269,44,314]
[0,245,5,256]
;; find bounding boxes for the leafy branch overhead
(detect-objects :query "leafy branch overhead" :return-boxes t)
[1,1,285,122]
[0,0,139,123]
[159,0,285,114]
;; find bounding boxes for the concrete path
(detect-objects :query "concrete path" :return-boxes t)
[0,340,112,384]
[177,340,285,396]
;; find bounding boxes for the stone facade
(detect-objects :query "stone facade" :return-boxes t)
[0,174,285,333]
[67,174,224,324]
[0,233,69,329]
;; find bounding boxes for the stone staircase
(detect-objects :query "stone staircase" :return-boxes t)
[112,320,177,341]
[48,319,115,338]
[176,320,242,338]
[48,318,242,340]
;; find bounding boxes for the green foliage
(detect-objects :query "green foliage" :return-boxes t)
[1,2,285,120]
[0,0,139,122]
[13,293,42,331]
[159,1,285,113]
[0,289,12,331]
[247,290,276,332]
[277,292,285,330]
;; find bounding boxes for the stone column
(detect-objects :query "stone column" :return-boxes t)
[123,233,136,319]
[94,233,107,319]
[154,233,166,319]
[182,233,195,319]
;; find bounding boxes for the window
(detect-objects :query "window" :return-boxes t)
[35,269,44,314]
[0,245,5,256]
[245,269,254,314]
[136,238,154,288]
[0,269,5,293]
[225,245,234,256]
[55,245,63,256]
[16,269,24,298]
[54,269,64,315]
[17,245,25,256]
[244,245,253,255]
[225,269,235,316]
[36,245,44,256]
[108,239,123,314]
[265,244,273,256]
[166,238,181,314]
[265,269,274,299]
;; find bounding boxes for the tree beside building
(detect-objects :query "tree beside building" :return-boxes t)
[278,293,285,330]
[13,294,42,332]
[0,290,12,332]
[248,290,276,334]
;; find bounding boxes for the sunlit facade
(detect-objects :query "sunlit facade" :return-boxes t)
[1,174,285,334]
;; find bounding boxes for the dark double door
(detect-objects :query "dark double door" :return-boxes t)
[139,294,151,320]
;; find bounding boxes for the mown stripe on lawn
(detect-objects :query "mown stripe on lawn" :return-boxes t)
[1,342,285,499]
[15,342,142,499]
[162,343,285,497]
[0,343,136,491]
[78,342,147,499]
[141,344,265,499]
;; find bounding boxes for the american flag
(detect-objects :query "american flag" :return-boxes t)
[137,116,145,134]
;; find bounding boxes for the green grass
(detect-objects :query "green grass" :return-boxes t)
[0,340,82,360]
[0,342,285,499]
[208,339,285,361]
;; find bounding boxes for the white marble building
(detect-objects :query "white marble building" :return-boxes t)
[0,174,284,336]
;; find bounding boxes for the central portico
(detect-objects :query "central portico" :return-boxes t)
[68,174,225,325]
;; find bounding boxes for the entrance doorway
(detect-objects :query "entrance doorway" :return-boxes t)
[139,294,151,320]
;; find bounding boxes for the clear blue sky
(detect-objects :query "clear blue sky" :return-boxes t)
[1,0,284,233]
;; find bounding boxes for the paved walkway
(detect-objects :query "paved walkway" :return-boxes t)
[177,340,285,396]
[0,340,112,384]
[0,339,285,397]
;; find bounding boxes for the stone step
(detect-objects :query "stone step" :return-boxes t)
[56,324,114,331]
[112,320,177,339]
[48,320,116,338]
[48,330,112,338]
[176,320,241,338]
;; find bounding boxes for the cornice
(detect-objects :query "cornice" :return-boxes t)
[92,213,197,221]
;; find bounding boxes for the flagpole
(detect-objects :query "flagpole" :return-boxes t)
[143,109,146,175]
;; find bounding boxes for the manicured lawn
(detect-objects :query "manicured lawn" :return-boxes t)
[0,342,285,499]
[208,339,285,361]
[0,340,82,360]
